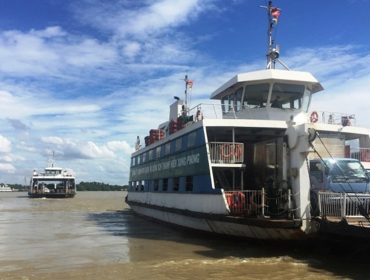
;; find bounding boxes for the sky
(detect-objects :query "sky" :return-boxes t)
[0,0,370,185]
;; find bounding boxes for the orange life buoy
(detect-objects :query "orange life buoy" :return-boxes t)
[310,111,319,123]
[220,144,242,159]
[220,144,232,159]
[232,192,246,213]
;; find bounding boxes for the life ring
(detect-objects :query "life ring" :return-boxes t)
[233,144,242,158]
[310,111,319,123]
[220,144,232,159]
[232,192,246,213]
[220,144,242,159]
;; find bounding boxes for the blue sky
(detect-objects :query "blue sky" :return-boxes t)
[0,0,370,185]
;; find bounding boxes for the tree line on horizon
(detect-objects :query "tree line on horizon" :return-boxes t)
[7,181,128,191]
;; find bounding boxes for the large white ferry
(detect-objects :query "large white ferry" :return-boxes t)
[126,2,370,240]
[29,162,76,198]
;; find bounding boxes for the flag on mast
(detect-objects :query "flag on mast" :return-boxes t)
[270,7,281,24]
[186,79,193,90]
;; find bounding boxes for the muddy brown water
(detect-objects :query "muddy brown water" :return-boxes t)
[0,191,369,280]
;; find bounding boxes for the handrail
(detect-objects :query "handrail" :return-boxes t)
[317,191,370,218]
[224,189,292,218]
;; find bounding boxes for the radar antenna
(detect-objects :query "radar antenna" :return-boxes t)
[261,1,289,70]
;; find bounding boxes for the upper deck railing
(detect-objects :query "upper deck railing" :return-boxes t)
[309,111,356,126]
[189,104,358,126]
[209,142,244,164]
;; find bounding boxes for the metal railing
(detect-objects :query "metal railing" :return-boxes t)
[309,111,356,126]
[318,191,370,218]
[225,190,265,216]
[349,148,370,162]
[209,142,244,164]
[188,103,222,119]
[224,189,292,217]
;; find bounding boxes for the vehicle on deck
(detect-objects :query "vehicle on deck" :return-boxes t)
[310,158,370,193]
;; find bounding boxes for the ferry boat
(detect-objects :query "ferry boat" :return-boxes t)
[126,2,370,240]
[0,183,13,192]
[28,162,76,198]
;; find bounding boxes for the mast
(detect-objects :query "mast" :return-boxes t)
[183,75,193,115]
[263,1,289,70]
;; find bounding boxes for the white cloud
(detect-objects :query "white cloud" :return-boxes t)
[41,136,64,145]
[0,163,15,173]
[122,41,141,58]
[0,135,11,153]
[0,27,117,78]
[107,140,134,154]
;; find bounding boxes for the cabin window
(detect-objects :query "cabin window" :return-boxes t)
[173,177,179,191]
[162,178,168,191]
[165,142,171,155]
[221,95,231,113]
[138,180,144,191]
[244,83,270,108]
[233,87,243,112]
[154,179,159,191]
[187,131,197,148]
[270,83,306,110]
[185,176,193,192]
[142,152,147,163]
[148,149,153,161]
[156,146,161,159]
[175,137,182,152]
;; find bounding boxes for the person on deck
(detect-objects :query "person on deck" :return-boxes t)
[271,96,282,108]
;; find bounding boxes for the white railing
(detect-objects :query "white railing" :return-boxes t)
[188,103,222,119]
[209,142,244,164]
[318,191,370,218]
[224,189,292,217]
[309,111,356,126]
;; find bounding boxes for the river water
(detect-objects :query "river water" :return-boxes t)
[0,191,369,280]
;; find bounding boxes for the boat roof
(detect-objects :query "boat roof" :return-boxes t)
[45,167,63,170]
[210,69,323,100]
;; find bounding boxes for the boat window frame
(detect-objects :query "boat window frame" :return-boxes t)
[173,177,180,191]
[187,131,197,148]
[162,178,168,191]
[185,176,193,192]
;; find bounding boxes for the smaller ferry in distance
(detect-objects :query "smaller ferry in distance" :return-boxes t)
[0,183,13,192]
[29,160,76,198]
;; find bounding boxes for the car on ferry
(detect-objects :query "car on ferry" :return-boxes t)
[309,158,370,193]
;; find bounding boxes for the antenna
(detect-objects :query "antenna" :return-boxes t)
[183,75,193,115]
[261,1,289,70]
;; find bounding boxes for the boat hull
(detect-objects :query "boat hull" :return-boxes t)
[28,192,76,198]
[127,200,305,240]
